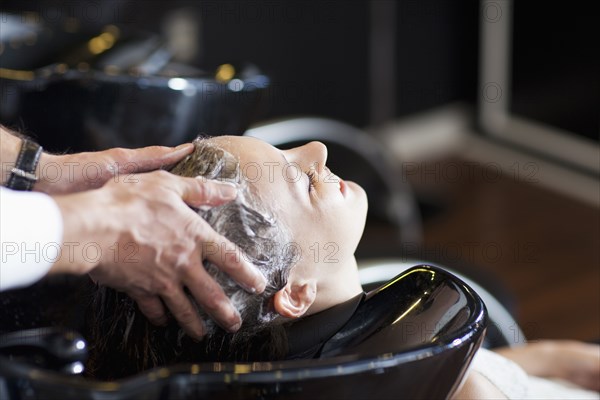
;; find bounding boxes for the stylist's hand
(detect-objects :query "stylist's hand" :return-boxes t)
[51,170,267,339]
[34,144,195,194]
[495,340,600,391]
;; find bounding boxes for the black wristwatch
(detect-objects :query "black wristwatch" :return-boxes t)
[6,138,43,191]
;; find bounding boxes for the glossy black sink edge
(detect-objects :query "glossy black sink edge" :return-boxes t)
[0,264,488,398]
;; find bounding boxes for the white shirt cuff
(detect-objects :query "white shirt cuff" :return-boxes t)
[0,187,64,291]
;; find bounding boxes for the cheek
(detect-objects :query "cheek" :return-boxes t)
[309,211,356,262]
[283,195,366,264]
[323,195,368,253]
[326,198,365,233]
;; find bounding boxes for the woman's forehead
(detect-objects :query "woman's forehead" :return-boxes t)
[208,135,270,152]
[208,136,285,168]
[205,136,283,181]
[206,137,303,226]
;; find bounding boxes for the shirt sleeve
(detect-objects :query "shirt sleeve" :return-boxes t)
[0,187,64,291]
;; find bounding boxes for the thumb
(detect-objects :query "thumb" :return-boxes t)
[180,178,238,207]
[111,143,195,173]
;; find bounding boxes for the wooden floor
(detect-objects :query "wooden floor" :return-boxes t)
[357,157,599,342]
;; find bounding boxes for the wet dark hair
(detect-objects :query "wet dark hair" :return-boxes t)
[86,139,297,379]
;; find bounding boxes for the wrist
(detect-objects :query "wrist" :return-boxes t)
[0,130,22,185]
[33,152,64,194]
[50,189,112,275]
[1,133,43,191]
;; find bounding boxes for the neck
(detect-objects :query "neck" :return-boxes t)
[307,257,363,316]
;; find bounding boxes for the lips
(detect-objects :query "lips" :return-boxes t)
[338,179,346,197]
[324,166,346,197]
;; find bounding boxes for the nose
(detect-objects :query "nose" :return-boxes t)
[292,141,328,172]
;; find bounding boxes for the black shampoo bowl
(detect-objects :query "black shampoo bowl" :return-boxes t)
[0,265,487,400]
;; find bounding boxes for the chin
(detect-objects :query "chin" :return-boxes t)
[345,180,368,204]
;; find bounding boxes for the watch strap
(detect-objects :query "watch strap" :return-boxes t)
[6,138,43,191]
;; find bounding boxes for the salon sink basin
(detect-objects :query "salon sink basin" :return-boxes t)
[0,265,487,400]
[0,13,269,153]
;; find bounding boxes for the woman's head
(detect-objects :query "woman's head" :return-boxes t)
[169,139,297,331]
[88,136,368,376]
[193,136,368,320]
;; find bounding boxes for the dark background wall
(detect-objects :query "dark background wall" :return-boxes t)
[2,0,480,128]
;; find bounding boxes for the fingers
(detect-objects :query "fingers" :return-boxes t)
[140,143,195,169]
[132,291,206,341]
[112,157,238,207]
[160,173,266,293]
[133,294,169,326]
[201,228,267,294]
[109,143,195,173]
[181,258,242,333]
[158,285,207,340]
[176,176,239,207]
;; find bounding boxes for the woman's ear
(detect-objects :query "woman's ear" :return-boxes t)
[273,280,317,319]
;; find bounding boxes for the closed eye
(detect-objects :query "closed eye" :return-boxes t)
[306,170,317,192]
